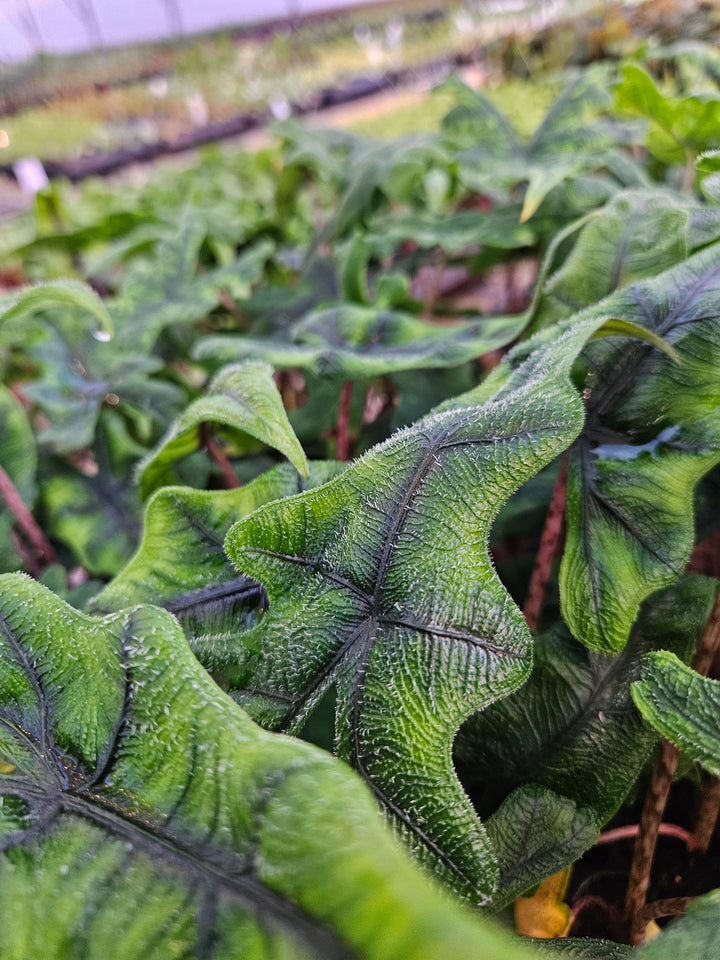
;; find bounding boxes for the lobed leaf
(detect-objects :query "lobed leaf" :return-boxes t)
[218,315,611,904]
[632,648,720,776]
[137,362,308,498]
[0,573,539,960]
[90,462,346,676]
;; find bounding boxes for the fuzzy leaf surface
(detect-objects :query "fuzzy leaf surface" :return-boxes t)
[561,244,720,652]
[220,316,609,904]
[632,649,720,776]
[0,573,545,960]
[90,463,345,678]
[535,189,720,327]
[485,785,598,910]
[138,362,308,498]
[455,576,716,824]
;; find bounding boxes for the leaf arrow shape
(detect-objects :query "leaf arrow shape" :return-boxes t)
[220,316,611,904]
[0,573,539,960]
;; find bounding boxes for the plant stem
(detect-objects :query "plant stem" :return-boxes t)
[641,897,694,925]
[624,739,679,945]
[597,822,693,848]
[691,777,720,856]
[0,464,57,567]
[523,454,568,632]
[200,425,240,489]
[624,593,720,943]
[336,381,354,462]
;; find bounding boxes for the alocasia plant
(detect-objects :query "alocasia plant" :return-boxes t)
[205,315,619,905]
[0,574,538,960]
[2,48,720,960]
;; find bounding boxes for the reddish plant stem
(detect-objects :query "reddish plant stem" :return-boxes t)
[625,739,680,945]
[624,593,720,944]
[690,591,720,677]
[335,381,354,462]
[200,425,240,489]
[0,464,57,567]
[691,777,720,856]
[523,454,569,632]
[641,897,694,925]
[597,822,693,848]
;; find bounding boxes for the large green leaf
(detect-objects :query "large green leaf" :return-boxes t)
[137,362,308,498]
[40,462,141,578]
[560,244,720,653]
[90,463,346,672]
[110,219,273,354]
[454,575,716,823]
[445,70,621,222]
[534,189,720,328]
[366,208,536,257]
[0,573,538,960]
[615,64,720,167]
[485,785,599,911]
[217,315,611,904]
[194,304,527,381]
[632,649,720,776]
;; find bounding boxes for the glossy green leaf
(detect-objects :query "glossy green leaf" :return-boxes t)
[138,362,308,498]
[0,279,113,338]
[218,315,610,904]
[485,785,599,910]
[0,573,538,960]
[561,244,720,653]
[636,890,720,959]
[455,576,715,824]
[195,304,527,381]
[632,649,720,776]
[90,463,346,674]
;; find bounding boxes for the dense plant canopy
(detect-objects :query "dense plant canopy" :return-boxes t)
[1,42,720,958]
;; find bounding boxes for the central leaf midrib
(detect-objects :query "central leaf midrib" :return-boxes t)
[58,790,356,960]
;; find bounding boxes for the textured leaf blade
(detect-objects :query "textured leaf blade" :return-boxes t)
[138,362,308,498]
[561,244,720,652]
[536,190,698,326]
[0,574,539,960]
[0,280,113,338]
[632,648,720,776]
[486,786,598,911]
[221,316,609,904]
[90,462,346,681]
[455,576,716,824]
